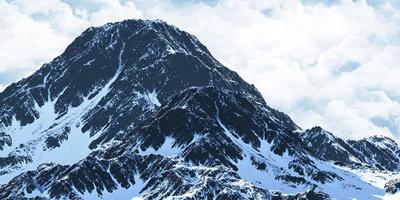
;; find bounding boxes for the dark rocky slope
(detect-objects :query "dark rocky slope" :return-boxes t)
[301,126,400,171]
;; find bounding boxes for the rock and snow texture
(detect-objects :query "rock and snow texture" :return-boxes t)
[300,127,400,171]
[0,19,261,183]
[0,19,400,199]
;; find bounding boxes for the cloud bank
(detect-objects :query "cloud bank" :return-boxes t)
[1,0,400,140]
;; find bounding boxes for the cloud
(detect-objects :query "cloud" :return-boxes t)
[0,1,71,76]
[0,0,142,76]
[1,0,400,140]
[137,0,400,139]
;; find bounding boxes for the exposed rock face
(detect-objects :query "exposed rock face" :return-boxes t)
[385,178,400,194]
[301,126,400,171]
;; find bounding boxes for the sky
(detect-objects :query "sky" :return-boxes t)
[1,0,400,140]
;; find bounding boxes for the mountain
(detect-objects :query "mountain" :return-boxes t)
[0,19,264,181]
[0,19,400,199]
[301,126,400,171]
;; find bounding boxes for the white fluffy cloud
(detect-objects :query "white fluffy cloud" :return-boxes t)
[0,0,142,81]
[1,0,400,140]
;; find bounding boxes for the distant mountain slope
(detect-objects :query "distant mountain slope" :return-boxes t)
[301,126,400,171]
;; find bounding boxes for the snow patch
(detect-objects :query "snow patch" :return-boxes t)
[143,90,161,107]
[0,40,127,183]
[83,59,95,66]
[138,137,180,157]
[166,46,176,54]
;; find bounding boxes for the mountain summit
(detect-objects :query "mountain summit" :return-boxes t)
[0,19,266,179]
[1,19,400,199]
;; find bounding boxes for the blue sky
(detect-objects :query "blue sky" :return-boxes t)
[1,0,400,140]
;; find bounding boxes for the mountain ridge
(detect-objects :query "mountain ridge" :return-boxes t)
[301,126,400,171]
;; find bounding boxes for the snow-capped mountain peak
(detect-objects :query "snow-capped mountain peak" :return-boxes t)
[1,19,400,199]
